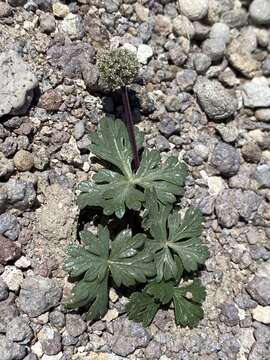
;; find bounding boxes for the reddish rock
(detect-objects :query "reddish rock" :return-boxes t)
[38,90,63,111]
[0,235,21,265]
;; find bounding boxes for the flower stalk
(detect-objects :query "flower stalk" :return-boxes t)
[121,86,140,171]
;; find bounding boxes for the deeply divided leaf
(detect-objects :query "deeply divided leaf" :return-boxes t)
[144,190,209,281]
[126,279,206,328]
[64,226,154,319]
[78,118,187,218]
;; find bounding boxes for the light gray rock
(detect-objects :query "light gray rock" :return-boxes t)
[211,142,240,177]
[246,276,270,306]
[0,50,37,118]
[0,335,26,360]
[0,213,20,240]
[242,77,270,108]
[39,13,56,34]
[0,179,36,214]
[0,152,14,179]
[110,317,151,356]
[178,0,209,21]
[6,317,33,344]
[61,14,84,40]
[249,0,270,25]
[0,303,19,333]
[1,266,23,292]
[194,77,237,120]
[215,189,261,228]
[17,275,62,317]
[173,15,195,39]
[34,183,79,278]
[255,164,270,188]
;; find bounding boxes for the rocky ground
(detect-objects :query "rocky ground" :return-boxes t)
[0,0,270,359]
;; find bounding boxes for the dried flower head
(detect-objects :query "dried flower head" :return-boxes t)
[97,48,139,90]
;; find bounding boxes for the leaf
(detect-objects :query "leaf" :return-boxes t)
[109,231,155,287]
[65,226,155,319]
[78,118,187,218]
[126,279,206,328]
[144,190,209,281]
[125,292,160,327]
[173,279,206,328]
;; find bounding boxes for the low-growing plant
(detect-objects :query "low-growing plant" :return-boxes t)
[64,48,209,328]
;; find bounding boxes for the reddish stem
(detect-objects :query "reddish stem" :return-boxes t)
[121,86,140,171]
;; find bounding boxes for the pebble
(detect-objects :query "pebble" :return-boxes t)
[6,316,33,344]
[0,152,14,179]
[173,15,195,39]
[15,256,31,269]
[252,305,270,324]
[0,235,21,265]
[14,150,34,171]
[0,2,12,17]
[1,265,23,292]
[255,164,270,188]
[38,325,62,355]
[65,314,87,337]
[242,77,270,108]
[249,0,270,25]
[39,13,56,34]
[241,143,262,163]
[62,13,84,40]
[0,334,26,360]
[178,0,209,21]
[211,142,240,177]
[137,44,153,65]
[52,2,69,18]
[255,109,270,122]
[0,212,20,240]
[194,77,237,120]
[154,15,172,36]
[246,276,270,305]
[17,275,62,317]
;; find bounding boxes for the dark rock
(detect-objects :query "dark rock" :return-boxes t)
[38,90,63,112]
[0,235,21,265]
[49,310,65,329]
[65,314,87,337]
[220,303,240,326]
[0,278,9,301]
[6,317,33,344]
[241,143,262,163]
[39,324,62,355]
[0,213,20,240]
[0,335,26,360]
[0,302,19,333]
[211,142,240,177]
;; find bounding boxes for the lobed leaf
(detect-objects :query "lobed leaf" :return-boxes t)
[78,118,187,218]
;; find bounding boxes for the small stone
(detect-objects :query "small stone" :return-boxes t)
[102,309,119,322]
[39,14,56,34]
[14,150,34,172]
[137,44,153,65]
[173,15,195,39]
[216,124,239,143]
[0,213,20,240]
[193,53,211,74]
[0,335,26,360]
[194,77,237,120]
[65,314,86,337]
[38,325,62,355]
[0,3,12,18]
[104,0,120,13]
[241,143,262,163]
[31,341,43,358]
[249,0,270,25]
[0,235,21,265]
[0,50,37,118]
[246,276,270,306]
[0,152,14,179]
[242,77,270,108]
[255,109,270,122]
[207,176,226,195]
[49,310,65,329]
[0,278,8,301]
[176,69,197,91]
[6,317,33,344]
[135,3,149,21]
[220,303,240,326]
[15,256,31,269]
[38,90,63,112]
[0,302,18,333]
[255,164,270,188]
[61,13,84,40]
[52,2,69,18]
[211,142,240,177]
[252,305,270,324]
[17,275,62,317]
[154,15,172,36]
[1,265,23,292]
[178,0,209,21]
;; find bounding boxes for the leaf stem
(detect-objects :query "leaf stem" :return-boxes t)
[121,86,140,171]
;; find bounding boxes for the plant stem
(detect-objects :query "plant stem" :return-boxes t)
[121,86,140,171]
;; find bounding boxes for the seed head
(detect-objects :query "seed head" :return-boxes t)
[97,48,139,90]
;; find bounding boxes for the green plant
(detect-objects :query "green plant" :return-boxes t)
[65,49,209,328]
